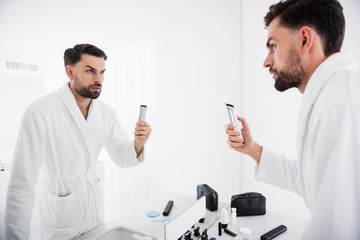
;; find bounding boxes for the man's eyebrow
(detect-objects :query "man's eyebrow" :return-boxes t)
[85,65,106,72]
[85,65,96,70]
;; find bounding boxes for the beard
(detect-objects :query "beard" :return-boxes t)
[74,76,102,99]
[271,46,306,92]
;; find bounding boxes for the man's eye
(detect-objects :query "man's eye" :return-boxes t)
[270,44,276,51]
[86,69,94,73]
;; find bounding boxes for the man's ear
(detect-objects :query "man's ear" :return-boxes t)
[65,65,74,80]
[298,26,315,54]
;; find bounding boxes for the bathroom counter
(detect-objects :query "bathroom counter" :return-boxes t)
[77,191,309,239]
[77,191,203,239]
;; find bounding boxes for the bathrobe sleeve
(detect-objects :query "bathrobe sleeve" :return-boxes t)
[104,111,144,168]
[5,108,46,240]
[255,148,304,196]
[255,104,360,238]
[303,105,360,239]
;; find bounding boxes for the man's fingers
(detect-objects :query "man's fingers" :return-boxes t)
[135,126,149,131]
[134,131,151,136]
[227,139,243,148]
[237,116,249,131]
[228,135,243,143]
[226,129,241,137]
[225,123,235,130]
[135,127,152,136]
[137,121,150,127]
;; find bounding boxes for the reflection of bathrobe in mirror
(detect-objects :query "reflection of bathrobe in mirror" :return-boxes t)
[255,52,360,239]
[5,83,144,240]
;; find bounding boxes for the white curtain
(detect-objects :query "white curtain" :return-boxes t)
[99,41,159,221]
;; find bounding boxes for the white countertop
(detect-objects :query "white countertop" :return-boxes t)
[77,191,309,240]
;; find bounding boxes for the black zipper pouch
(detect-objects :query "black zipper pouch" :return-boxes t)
[231,192,266,216]
[197,184,218,211]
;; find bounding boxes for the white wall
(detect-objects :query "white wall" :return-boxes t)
[0,70,45,165]
[342,0,360,62]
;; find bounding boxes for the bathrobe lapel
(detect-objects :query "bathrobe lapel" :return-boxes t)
[57,83,94,168]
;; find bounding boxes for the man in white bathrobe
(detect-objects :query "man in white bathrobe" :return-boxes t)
[5,44,152,240]
[226,0,360,239]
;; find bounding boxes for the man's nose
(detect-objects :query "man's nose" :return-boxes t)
[94,73,103,83]
[263,52,273,69]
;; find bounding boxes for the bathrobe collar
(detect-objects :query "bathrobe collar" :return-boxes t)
[57,82,97,169]
[57,82,97,123]
[297,52,359,158]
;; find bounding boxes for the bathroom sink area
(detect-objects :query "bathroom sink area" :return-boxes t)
[94,226,153,240]
[76,192,227,240]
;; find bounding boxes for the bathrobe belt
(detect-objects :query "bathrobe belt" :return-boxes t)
[39,167,100,214]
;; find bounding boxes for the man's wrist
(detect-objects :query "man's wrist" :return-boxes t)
[249,142,263,164]
[134,140,144,157]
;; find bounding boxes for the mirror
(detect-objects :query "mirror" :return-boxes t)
[0,0,242,225]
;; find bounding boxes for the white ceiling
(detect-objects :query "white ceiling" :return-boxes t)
[0,0,217,61]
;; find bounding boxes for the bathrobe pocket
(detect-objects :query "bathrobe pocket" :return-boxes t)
[40,181,85,229]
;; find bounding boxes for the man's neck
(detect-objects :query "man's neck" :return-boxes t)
[69,84,92,119]
[76,97,92,119]
[298,53,327,94]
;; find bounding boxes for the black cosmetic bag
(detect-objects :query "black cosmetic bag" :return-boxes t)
[197,184,218,211]
[231,192,266,216]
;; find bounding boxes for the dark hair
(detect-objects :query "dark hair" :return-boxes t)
[264,0,345,56]
[64,43,107,67]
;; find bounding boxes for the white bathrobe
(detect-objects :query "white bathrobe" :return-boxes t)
[255,52,360,239]
[5,83,144,240]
